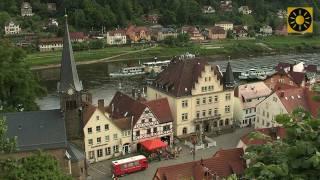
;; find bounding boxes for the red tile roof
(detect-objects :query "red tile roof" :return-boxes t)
[143,98,173,124]
[276,88,308,114]
[240,127,286,146]
[69,32,85,39]
[209,26,226,34]
[39,37,63,44]
[154,148,245,180]
[108,29,126,36]
[83,103,98,126]
[107,92,173,128]
[152,58,223,97]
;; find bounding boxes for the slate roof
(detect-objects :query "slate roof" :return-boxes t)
[3,109,67,151]
[224,61,235,88]
[107,91,146,126]
[152,58,223,97]
[67,143,85,163]
[154,148,245,180]
[59,15,83,92]
[240,127,286,146]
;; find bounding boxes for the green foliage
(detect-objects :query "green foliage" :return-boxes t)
[0,116,16,154]
[0,151,72,180]
[0,40,46,112]
[245,108,320,179]
[88,39,105,49]
[163,33,190,47]
[0,12,10,35]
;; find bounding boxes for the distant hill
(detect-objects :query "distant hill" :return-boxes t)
[0,0,319,35]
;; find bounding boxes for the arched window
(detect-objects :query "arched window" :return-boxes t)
[225,118,229,125]
[182,127,187,135]
[219,120,224,126]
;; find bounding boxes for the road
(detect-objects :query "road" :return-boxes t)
[88,127,253,180]
[31,45,157,70]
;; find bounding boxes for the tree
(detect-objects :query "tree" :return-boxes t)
[0,12,10,35]
[0,152,72,180]
[0,116,16,154]
[0,40,46,112]
[245,108,320,179]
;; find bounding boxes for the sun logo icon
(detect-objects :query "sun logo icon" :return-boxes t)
[287,7,313,33]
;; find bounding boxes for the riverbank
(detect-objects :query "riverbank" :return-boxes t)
[28,36,320,70]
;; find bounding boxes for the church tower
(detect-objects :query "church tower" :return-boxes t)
[58,14,84,140]
[224,61,236,89]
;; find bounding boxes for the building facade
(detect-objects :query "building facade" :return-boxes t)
[156,28,178,41]
[234,82,272,128]
[38,38,63,52]
[238,6,252,14]
[215,21,234,31]
[147,58,235,137]
[207,26,226,40]
[181,26,205,42]
[126,25,151,43]
[83,102,130,163]
[5,21,21,35]
[106,29,127,45]
[202,6,215,14]
[259,25,273,36]
[108,92,174,152]
[255,87,319,129]
[21,2,33,16]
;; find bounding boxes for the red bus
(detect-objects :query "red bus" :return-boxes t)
[111,155,148,177]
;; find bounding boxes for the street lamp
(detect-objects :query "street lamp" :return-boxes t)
[191,135,197,161]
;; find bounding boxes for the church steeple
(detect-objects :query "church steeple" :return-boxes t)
[58,14,84,140]
[224,60,235,88]
[58,14,82,93]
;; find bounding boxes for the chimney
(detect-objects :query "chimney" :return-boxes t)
[137,90,142,99]
[132,88,136,99]
[290,64,293,72]
[98,99,104,113]
[280,91,285,97]
[85,93,92,104]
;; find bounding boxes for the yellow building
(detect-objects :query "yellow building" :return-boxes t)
[147,58,236,137]
[83,100,131,163]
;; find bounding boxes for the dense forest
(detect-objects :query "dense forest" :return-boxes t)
[0,0,319,34]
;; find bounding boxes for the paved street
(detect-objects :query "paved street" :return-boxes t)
[88,127,253,180]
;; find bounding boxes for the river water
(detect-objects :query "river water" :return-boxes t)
[36,53,320,110]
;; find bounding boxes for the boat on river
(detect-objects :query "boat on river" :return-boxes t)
[109,66,146,77]
[143,60,171,73]
[239,68,273,80]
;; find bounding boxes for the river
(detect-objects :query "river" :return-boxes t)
[36,53,320,110]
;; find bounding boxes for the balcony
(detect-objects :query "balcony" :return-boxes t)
[133,129,173,141]
[194,114,221,123]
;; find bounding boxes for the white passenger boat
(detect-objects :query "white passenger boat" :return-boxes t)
[143,60,171,73]
[239,68,272,80]
[109,66,146,77]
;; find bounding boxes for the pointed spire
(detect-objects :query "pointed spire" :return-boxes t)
[58,14,83,92]
[224,59,235,88]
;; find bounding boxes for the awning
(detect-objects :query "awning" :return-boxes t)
[140,138,168,151]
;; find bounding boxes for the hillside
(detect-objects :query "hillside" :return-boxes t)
[0,0,319,36]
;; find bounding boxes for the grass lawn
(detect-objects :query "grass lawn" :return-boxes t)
[26,35,320,67]
[26,46,134,66]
